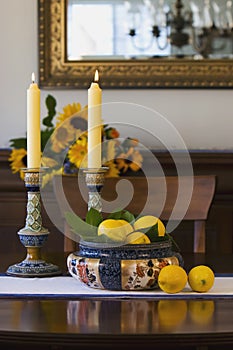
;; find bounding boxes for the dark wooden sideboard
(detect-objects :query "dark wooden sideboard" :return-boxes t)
[0,148,233,254]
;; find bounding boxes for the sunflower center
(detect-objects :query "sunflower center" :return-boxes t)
[57,127,68,141]
[71,116,87,131]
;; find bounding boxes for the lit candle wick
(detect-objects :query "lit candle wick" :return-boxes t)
[94,69,99,82]
[31,72,35,84]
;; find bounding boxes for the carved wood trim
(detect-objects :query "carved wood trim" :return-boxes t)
[38,0,233,89]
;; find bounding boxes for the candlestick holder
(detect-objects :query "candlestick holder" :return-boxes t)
[82,167,109,211]
[6,168,61,277]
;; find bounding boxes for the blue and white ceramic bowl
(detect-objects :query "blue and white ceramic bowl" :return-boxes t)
[67,239,183,291]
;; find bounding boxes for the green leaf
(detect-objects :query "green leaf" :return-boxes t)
[107,209,123,220]
[42,95,57,127]
[41,128,55,151]
[46,94,57,111]
[120,210,135,224]
[107,209,135,224]
[143,223,159,241]
[85,208,103,227]
[9,137,27,149]
[64,211,97,240]
[165,232,180,252]
[43,115,54,128]
[143,224,174,245]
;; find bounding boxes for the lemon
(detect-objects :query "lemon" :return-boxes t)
[158,300,187,330]
[158,265,188,294]
[188,265,215,292]
[188,300,215,325]
[126,231,151,244]
[97,219,133,242]
[133,215,166,237]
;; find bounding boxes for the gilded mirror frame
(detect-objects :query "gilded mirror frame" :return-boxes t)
[38,0,233,89]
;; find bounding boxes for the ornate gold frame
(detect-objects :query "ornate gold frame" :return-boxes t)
[38,0,233,89]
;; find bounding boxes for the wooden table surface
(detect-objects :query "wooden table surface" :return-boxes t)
[0,251,232,350]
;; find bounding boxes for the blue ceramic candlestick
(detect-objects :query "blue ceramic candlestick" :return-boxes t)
[6,168,61,277]
[82,167,108,211]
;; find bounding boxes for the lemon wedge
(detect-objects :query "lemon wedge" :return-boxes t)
[126,231,151,244]
[97,219,133,242]
[134,215,166,237]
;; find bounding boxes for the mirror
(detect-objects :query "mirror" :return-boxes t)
[38,0,233,89]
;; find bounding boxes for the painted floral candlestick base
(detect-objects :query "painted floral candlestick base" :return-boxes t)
[6,168,61,277]
[82,167,109,211]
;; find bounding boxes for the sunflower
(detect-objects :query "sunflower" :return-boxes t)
[69,106,88,136]
[104,160,120,177]
[128,149,143,171]
[115,158,128,173]
[67,133,88,169]
[50,121,75,153]
[42,168,63,188]
[115,147,143,174]
[8,95,143,185]
[8,148,27,180]
[56,103,88,138]
[41,156,59,168]
[56,102,83,126]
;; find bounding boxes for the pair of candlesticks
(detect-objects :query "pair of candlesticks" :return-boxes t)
[6,167,108,277]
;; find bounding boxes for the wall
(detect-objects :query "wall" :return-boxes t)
[0,0,233,151]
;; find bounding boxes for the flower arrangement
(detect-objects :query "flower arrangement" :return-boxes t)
[9,95,143,186]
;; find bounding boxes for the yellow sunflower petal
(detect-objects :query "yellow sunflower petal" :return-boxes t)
[8,148,27,173]
[41,157,58,168]
[51,123,75,153]
[104,160,120,178]
[68,141,88,169]
[56,102,82,126]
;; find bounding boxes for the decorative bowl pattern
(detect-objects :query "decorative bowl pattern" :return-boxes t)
[18,232,48,247]
[67,239,183,291]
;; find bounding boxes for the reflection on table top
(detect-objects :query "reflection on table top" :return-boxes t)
[0,251,232,349]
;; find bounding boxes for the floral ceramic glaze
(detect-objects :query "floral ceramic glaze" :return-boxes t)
[67,239,183,291]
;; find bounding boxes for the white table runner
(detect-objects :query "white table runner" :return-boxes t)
[0,275,232,299]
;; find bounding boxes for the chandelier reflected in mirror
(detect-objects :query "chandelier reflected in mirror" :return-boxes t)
[125,0,233,58]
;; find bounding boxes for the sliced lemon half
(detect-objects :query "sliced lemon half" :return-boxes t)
[97,219,133,242]
[126,231,151,244]
[134,215,166,237]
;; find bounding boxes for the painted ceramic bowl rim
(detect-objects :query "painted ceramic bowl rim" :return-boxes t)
[79,238,171,250]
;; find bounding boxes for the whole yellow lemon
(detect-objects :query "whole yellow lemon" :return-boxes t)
[188,265,215,292]
[158,265,188,294]
[133,215,166,237]
[97,219,133,242]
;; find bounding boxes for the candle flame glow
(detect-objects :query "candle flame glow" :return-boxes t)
[31,72,35,83]
[94,70,99,82]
